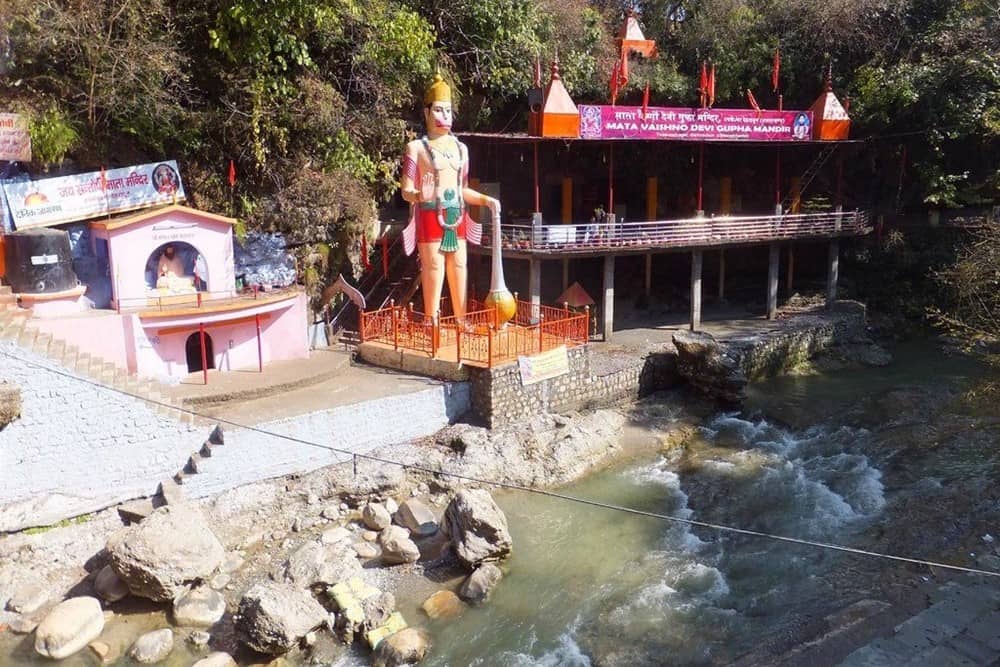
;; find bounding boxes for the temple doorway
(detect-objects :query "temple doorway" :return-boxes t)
[185,331,215,373]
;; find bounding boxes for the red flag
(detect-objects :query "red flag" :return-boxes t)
[100,167,107,192]
[746,89,761,116]
[618,51,630,88]
[610,59,621,104]
[699,61,708,107]
[642,83,650,119]
[707,63,716,108]
[771,47,781,93]
[227,159,236,187]
[361,234,370,270]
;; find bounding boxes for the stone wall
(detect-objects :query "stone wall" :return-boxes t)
[0,340,203,531]
[469,347,650,427]
[735,302,867,381]
[469,302,867,425]
[179,383,470,499]
[0,338,470,531]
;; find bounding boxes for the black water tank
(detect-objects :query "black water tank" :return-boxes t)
[3,228,79,294]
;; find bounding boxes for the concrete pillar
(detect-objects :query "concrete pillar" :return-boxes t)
[646,177,658,220]
[529,258,542,313]
[562,258,570,292]
[786,245,795,293]
[603,254,615,341]
[767,243,779,320]
[644,253,653,297]
[561,177,573,224]
[690,249,702,331]
[718,249,726,302]
[720,176,732,215]
[827,239,840,308]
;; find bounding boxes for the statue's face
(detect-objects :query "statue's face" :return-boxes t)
[425,102,453,135]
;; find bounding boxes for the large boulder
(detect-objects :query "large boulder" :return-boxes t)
[421,590,465,620]
[458,563,503,604]
[443,490,512,569]
[672,330,747,405]
[373,628,431,667]
[236,581,327,655]
[396,499,438,537]
[280,539,361,587]
[128,628,174,663]
[33,596,105,660]
[380,531,420,566]
[362,503,392,531]
[107,505,225,601]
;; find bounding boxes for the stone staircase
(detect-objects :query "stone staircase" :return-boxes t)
[117,425,227,522]
[0,286,195,426]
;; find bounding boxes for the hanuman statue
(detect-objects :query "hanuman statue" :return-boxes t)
[400,74,500,321]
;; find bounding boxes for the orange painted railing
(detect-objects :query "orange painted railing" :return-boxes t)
[360,298,588,367]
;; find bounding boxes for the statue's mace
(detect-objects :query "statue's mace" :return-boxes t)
[483,206,516,326]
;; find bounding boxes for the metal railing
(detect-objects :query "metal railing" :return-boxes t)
[481,210,870,254]
[360,298,588,368]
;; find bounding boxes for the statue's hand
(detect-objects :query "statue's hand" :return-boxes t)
[420,173,435,201]
[485,197,501,218]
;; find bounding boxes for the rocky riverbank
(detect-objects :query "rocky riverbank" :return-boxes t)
[0,401,703,666]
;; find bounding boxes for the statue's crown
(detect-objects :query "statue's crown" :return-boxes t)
[424,74,452,105]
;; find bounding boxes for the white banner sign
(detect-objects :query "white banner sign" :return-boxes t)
[0,113,31,162]
[518,345,571,386]
[2,160,187,229]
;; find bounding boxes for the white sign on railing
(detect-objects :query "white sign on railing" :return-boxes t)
[2,160,187,230]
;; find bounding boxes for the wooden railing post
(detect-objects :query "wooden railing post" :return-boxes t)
[455,320,462,363]
[359,310,366,344]
[584,305,591,340]
[538,314,544,353]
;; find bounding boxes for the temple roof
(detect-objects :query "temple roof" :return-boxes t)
[90,204,237,231]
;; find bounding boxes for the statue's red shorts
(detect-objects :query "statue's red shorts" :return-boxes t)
[416,208,467,243]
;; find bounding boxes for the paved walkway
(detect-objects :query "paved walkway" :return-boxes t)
[167,346,448,425]
[839,577,1000,666]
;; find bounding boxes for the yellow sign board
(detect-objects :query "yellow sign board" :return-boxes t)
[518,345,570,386]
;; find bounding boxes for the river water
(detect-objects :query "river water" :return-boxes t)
[388,342,998,666]
[4,343,996,666]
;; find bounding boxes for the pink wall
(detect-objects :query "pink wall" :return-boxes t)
[33,312,130,369]
[131,293,308,378]
[95,209,236,308]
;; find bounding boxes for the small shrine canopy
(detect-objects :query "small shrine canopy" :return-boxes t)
[557,281,595,308]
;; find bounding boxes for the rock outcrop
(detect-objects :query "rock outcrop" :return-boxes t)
[106,505,225,601]
[672,330,747,404]
[236,581,327,655]
[442,489,512,569]
[280,539,360,588]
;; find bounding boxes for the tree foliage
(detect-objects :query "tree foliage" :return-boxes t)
[1,0,997,307]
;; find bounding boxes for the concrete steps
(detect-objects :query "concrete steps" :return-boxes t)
[0,304,200,429]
